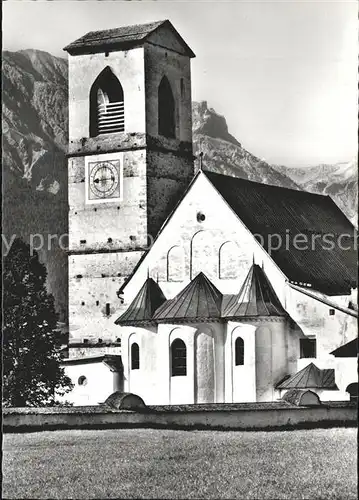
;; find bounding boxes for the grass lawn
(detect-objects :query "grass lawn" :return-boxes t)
[2,427,357,499]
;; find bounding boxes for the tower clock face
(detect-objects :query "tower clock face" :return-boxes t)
[87,160,121,202]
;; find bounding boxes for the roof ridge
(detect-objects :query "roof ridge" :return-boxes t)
[64,20,195,58]
[254,265,270,315]
[255,264,285,315]
[202,169,333,200]
[114,277,166,325]
[185,276,200,318]
[197,272,223,316]
[277,362,338,390]
[223,264,287,318]
[200,272,223,300]
[78,20,167,41]
[153,272,223,322]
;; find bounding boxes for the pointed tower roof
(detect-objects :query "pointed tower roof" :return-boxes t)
[222,264,287,318]
[276,363,337,390]
[115,278,166,326]
[153,272,223,323]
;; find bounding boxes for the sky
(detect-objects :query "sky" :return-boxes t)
[3,0,358,167]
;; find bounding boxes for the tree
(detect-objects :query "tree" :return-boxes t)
[3,238,73,406]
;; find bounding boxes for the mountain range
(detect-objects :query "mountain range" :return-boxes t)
[2,49,357,319]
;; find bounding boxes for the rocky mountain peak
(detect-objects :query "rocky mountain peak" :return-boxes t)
[192,101,241,148]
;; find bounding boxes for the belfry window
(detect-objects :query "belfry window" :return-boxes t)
[235,337,244,366]
[158,76,175,138]
[90,67,124,137]
[171,339,186,376]
[131,342,140,370]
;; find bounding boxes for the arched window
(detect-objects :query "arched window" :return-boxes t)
[171,339,186,376]
[235,337,244,366]
[346,382,358,402]
[191,230,218,279]
[158,76,175,138]
[167,245,185,282]
[219,241,239,279]
[131,342,140,370]
[90,67,124,137]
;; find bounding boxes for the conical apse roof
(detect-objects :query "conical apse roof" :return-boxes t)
[222,264,287,318]
[276,362,337,390]
[115,278,166,326]
[153,272,223,323]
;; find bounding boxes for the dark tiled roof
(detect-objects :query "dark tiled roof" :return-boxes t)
[277,363,338,390]
[330,338,358,358]
[223,264,287,318]
[204,170,357,296]
[153,272,223,323]
[64,20,195,57]
[115,278,166,325]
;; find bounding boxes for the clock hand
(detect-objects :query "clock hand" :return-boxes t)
[94,176,116,183]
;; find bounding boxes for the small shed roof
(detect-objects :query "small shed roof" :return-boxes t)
[330,338,358,358]
[222,264,287,318]
[62,355,123,372]
[289,283,358,318]
[115,278,166,326]
[153,272,223,323]
[277,362,338,390]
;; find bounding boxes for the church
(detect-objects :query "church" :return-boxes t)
[60,20,358,406]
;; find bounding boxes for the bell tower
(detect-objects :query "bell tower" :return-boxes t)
[64,20,195,347]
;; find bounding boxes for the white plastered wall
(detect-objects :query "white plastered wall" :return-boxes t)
[226,322,257,403]
[61,361,116,406]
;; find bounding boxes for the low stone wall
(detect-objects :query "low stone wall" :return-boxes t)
[3,402,356,433]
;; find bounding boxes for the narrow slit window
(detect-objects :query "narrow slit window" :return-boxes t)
[131,342,140,370]
[235,337,244,366]
[158,76,175,138]
[171,339,186,376]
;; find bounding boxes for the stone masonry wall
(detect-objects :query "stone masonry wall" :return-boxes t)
[144,41,192,143]
[68,250,143,342]
[68,150,149,252]
[66,30,197,348]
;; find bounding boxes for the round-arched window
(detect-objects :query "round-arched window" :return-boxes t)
[158,76,175,138]
[89,67,125,137]
[171,339,187,376]
[131,342,140,370]
[235,337,244,366]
